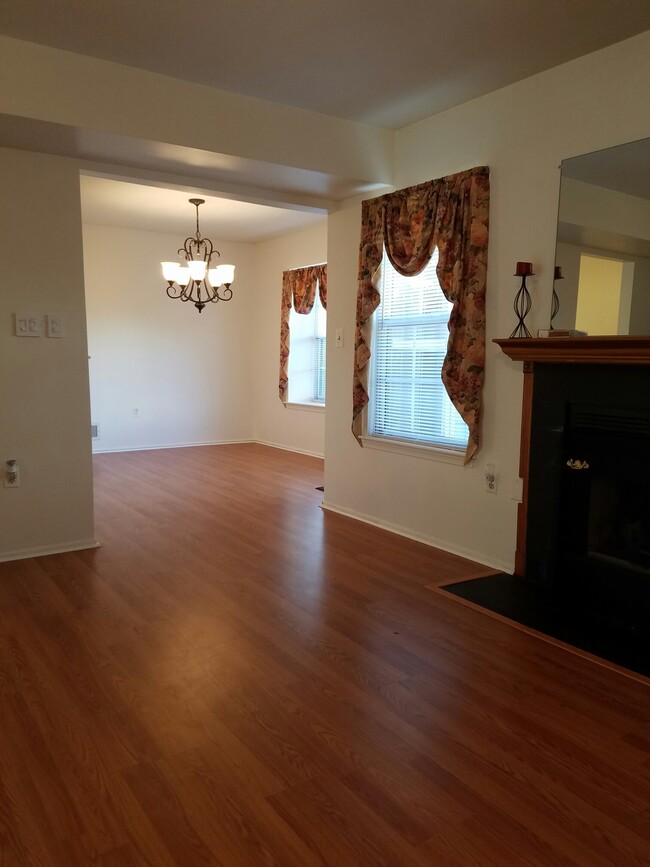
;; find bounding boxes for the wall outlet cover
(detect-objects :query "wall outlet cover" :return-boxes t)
[47,314,65,338]
[15,313,44,337]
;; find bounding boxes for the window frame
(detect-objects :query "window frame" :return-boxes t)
[286,289,327,407]
[364,249,469,464]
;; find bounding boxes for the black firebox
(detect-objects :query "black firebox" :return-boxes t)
[526,364,650,623]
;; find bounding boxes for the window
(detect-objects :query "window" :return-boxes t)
[288,290,326,404]
[313,292,327,402]
[368,247,468,450]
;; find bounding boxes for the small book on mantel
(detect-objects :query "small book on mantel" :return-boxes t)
[536,329,588,338]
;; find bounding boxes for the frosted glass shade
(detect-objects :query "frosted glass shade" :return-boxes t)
[188,259,207,281]
[177,266,191,287]
[161,261,180,281]
[210,263,236,286]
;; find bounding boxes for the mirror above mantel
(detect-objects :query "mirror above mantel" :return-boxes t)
[553,136,650,336]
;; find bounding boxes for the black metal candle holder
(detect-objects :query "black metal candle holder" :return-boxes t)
[509,261,534,338]
[550,265,563,330]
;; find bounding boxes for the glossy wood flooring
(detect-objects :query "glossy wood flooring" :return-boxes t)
[1,444,649,866]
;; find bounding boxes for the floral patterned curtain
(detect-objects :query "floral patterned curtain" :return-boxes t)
[279,264,327,402]
[353,166,489,464]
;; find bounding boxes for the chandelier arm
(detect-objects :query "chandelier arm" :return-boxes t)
[216,285,233,302]
[182,238,197,258]
[182,237,214,262]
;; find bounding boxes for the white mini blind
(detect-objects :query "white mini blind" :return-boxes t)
[370,248,468,449]
[313,291,327,402]
[288,287,326,404]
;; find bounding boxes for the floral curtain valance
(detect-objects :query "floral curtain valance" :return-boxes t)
[353,166,489,464]
[279,264,327,402]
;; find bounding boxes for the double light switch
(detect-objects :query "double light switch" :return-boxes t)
[15,313,64,338]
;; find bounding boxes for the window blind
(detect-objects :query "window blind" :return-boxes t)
[313,291,327,402]
[370,248,468,449]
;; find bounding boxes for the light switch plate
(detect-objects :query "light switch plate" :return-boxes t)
[47,314,64,338]
[15,313,44,337]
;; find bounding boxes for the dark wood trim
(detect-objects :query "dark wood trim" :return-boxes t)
[494,335,650,364]
[495,335,650,576]
[515,361,534,575]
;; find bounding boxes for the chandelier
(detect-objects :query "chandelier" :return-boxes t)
[161,198,236,313]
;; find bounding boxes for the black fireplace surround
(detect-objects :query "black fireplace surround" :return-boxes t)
[526,364,650,622]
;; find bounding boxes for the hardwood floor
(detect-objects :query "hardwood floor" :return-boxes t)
[1,443,649,866]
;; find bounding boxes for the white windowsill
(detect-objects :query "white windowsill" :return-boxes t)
[285,401,326,413]
[360,434,470,466]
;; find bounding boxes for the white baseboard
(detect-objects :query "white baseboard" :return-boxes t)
[320,500,513,574]
[93,438,323,458]
[0,538,101,564]
[253,439,324,459]
[92,438,254,454]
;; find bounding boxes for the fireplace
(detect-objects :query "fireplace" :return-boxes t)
[495,337,650,620]
[558,399,650,617]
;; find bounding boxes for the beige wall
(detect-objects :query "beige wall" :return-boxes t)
[323,31,650,572]
[83,220,328,458]
[83,223,256,453]
[559,178,650,243]
[0,148,96,560]
[0,36,393,194]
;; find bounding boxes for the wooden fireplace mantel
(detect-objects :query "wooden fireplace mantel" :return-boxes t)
[494,335,650,575]
[494,335,650,365]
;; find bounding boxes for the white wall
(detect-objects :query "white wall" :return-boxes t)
[0,148,96,560]
[83,223,256,452]
[252,223,328,457]
[323,31,650,573]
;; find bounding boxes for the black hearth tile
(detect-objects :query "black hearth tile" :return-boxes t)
[441,574,650,679]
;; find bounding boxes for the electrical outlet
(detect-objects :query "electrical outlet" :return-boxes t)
[485,463,497,494]
[133,408,139,417]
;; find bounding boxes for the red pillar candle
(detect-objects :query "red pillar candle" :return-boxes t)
[515,261,533,276]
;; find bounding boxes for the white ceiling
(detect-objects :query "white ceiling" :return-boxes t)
[80,176,326,242]
[7,2,649,239]
[2,0,650,129]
